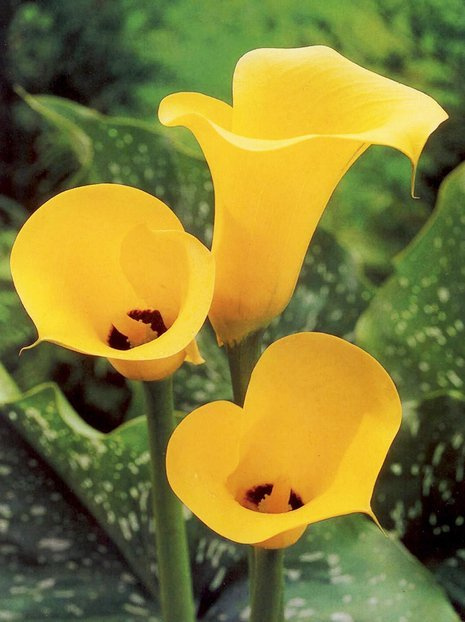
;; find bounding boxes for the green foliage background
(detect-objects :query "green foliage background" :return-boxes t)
[1,1,465,620]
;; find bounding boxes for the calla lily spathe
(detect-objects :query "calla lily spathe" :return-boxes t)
[159,45,448,345]
[167,332,401,549]
[11,184,215,381]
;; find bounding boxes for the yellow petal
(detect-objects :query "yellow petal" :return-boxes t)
[11,184,215,380]
[232,46,446,162]
[184,339,204,365]
[167,332,401,548]
[109,350,186,382]
[159,46,447,345]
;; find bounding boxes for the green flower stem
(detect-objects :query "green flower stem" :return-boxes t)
[250,548,284,622]
[225,330,264,406]
[144,377,195,622]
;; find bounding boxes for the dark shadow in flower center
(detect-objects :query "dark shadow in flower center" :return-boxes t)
[108,326,131,350]
[244,483,303,511]
[108,309,167,350]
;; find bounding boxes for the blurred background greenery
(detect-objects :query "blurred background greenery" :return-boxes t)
[1,1,465,620]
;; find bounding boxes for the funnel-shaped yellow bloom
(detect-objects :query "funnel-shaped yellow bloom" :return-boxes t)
[11,184,215,381]
[159,46,448,345]
[167,332,401,548]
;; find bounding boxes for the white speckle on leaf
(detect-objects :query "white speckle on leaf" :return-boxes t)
[123,604,150,617]
[30,505,46,516]
[37,578,55,590]
[119,518,132,541]
[299,551,324,563]
[0,519,9,534]
[209,566,227,591]
[286,569,302,581]
[331,574,354,585]
[432,443,446,466]
[38,538,72,552]
[446,370,463,388]
[65,604,83,616]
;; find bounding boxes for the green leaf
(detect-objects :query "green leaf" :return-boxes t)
[0,289,35,357]
[321,146,429,277]
[0,230,16,282]
[205,516,459,622]
[0,384,159,619]
[0,378,244,615]
[22,92,214,245]
[1,382,159,596]
[0,195,28,230]
[356,162,465,402]
[374,393,465,615]
[349,161,465,616]
[0,197,35,358]
[0,195,28,283]
[174,325,232,412]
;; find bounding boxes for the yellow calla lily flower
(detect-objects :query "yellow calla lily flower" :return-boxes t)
[11,184,215,381]
[159,45,448,345]
[167,332,401,549]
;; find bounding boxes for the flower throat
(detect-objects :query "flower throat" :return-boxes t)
[242,479,303,514]
[108,309,167,350]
